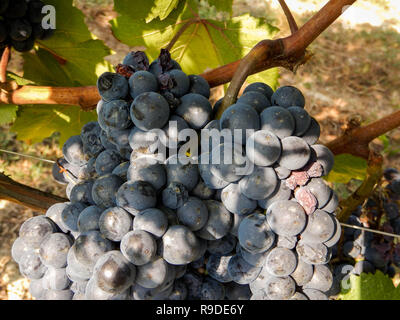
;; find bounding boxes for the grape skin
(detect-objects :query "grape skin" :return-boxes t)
[238,213,275,254]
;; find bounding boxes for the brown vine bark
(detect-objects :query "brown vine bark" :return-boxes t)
[327,110,400,159]
[0,173,68,213]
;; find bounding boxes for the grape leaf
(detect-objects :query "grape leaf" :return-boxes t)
[111,0,279,89]
[9,0,112,146]
[205,0,233,15]
[0,105,18,125]
[146,0,181,23]
[11,105,96,146]
[325,154,368,184]
[339,271,400,300]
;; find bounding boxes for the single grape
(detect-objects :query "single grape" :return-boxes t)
[246,130,281,167]
[92,174,124,209]
[278,136,311,170]
[265,247,297,277]
[239,166,278,200]
[238,213,275,254]
[39,233,73,268]
[130,92,170,131]
[165,155,199,191]
[296,240,329,265]
[129,70,158,98]
[200,278,225,300]
[161,225,204,265]
[305,178,333,208]
[301,210,335,243]
[120,230,157,266]
[42,267,71,291]
[220,102,260,145]
[19,252,47,280]
[175,93,212,129]
[162,182,189,210]
[19,215,56,249]
[99,207,132,241]
[227,254,262,285]
[177,197,208,231]
[311,144,335,176]
[264,276,296,300]
[237,91,271,113]
[62,135,88,166]
[136,257,170,289]
[133,208,168,238]
[260,106,295,139]
[73,231,114,269]
[196,200,232,241]
[300,118,320,145]
[288,106,311,136]
[116,180,157,214]
[271,86,305,108]
[243,82,274,101]
[188,75,210,98]
[97,72,128,102]
[221,183,257,215]
[266,200,306,236]
[290,256,314,286]
[303,264,333,292]
[207,234,236,256]
[93,250,136,294]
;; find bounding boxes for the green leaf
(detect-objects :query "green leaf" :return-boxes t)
[111,0,279,89]
[339,271,400,300]
[11,105,96,146]
[146,0,181,23]
[205,0,233,15]
[325,154,368,184]
[10,0,112,146]
[0,105,18,125]
[34,0,112,85]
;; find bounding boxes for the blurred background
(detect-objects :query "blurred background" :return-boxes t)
[1,0,399,299]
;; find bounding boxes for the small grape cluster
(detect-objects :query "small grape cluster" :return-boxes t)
[328,168,400,295]
[0,0,54,53]
[12,49,340,300]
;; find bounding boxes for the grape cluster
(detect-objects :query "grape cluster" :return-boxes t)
[0,0,54,53]
[12,49,340,300]
[328,168,400,295]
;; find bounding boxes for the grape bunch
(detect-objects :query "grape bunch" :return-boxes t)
[0,0,54,53]
[328,168,400,296]
[11,48,340,300]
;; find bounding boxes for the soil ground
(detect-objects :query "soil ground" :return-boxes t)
[1,0,399,299]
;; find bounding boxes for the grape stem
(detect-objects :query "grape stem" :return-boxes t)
[0,46,11,84]
[0,172,68,213]
[327,110,400,159]
[337,151,383,222]
[278,0,299,34]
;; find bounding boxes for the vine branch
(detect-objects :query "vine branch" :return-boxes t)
[326,110,400,159]
[0,173,68,213]
[337,151,383,222]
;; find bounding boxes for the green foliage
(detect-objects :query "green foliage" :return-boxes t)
[9,0,111,146]
[0,105,18,126]
[145,0,181,23]
[339,271,400,300]
[11,105,96,146]
[111,0,279,89]
[325,154,368,184]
